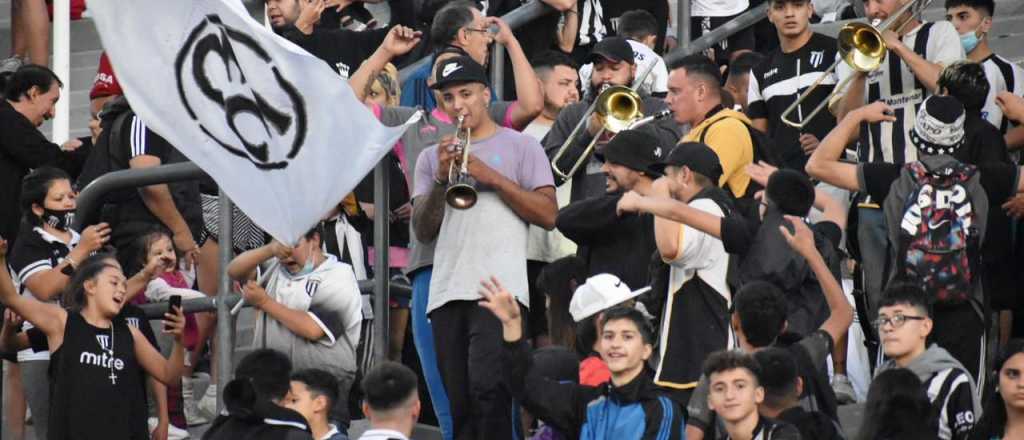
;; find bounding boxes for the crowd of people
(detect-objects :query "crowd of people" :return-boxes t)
[3,0,1024,439]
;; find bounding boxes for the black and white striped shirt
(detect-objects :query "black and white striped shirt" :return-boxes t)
[747,32,840,170]
[838,21,964,164]
[577,0,607,47]
[922,367,977,440]
[980,53,1024,134]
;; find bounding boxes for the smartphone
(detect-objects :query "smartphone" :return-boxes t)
[165,295,182,330]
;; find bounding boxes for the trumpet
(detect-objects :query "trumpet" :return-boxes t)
[550,85,671,181]
[779,0,934,129]
[446,115,477,209]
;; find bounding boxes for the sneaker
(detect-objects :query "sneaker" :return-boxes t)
[832,374,856,404]
[196,385,218,421]
[182,376,210,426]
[148,417,191,440]
[0,56,24,73]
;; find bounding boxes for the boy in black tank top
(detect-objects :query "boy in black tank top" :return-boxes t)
[0,247,187,440]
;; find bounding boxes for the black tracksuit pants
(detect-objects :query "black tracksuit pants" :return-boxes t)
[430,300,520,440]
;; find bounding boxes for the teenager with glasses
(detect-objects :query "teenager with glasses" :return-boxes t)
[873,282,981,440]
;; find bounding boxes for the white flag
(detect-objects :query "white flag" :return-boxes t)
[89,0,417,244]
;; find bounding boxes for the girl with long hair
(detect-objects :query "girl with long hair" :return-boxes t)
[0,244,186,439]
[970,339,1024,439]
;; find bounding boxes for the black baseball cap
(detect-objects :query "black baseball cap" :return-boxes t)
[586,37,635,65]
[430,55,490,90]
[651,142,723,183]
[594,129,665,176]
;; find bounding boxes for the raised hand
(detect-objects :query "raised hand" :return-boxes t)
[295,0,327,34]
[855,101,897,124]
[381,25,422,58]
[478,276,520,325]
[779,215,816,258]
[996,91,1024,124]
[80,223,112,252]
[486,17,514,45]
[616,191,644,216]
[162,305,186,342]
[746,160,779,188]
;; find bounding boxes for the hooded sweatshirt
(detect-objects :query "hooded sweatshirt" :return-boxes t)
[876,344,980,440]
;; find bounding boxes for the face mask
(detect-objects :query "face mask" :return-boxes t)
[290,241,317,277]
[42,208,74,231]
[960,30,980,53]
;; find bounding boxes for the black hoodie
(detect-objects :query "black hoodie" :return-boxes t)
[202,382,312,440]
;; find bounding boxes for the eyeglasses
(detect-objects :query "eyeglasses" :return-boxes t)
[462,27,492,36]
[873,314,926,330]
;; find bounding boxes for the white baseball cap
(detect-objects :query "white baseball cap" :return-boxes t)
[569,274,651,323]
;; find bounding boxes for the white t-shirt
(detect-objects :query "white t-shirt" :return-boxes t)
[691,0,749,17]
[524,121,577,263]
[980,54,1024,134]
[837,21,964,164]
[579,40,669,98]
[664,198,731,306]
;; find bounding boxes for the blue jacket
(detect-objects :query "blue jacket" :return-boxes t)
[505,340,685,440]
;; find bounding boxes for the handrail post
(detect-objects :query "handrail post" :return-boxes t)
[678,0,692,51]
[373,153,390,363]
[52,0,70,143]
[215,193,235,413]
[491,44,506,100]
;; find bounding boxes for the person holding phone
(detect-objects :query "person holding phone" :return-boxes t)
[0,244,187,439]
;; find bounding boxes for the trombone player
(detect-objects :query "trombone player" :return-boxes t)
[828,0,963,331]
[410,55,557,440]
[544,37,682,203]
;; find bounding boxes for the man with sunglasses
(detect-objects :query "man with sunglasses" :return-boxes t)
[873,283,980,440]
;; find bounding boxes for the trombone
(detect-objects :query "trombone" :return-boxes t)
[446,115,477,210]
[779,0,934,129]
[549,84,671,180]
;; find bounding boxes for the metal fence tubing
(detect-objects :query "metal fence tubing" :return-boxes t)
[73,162,206,231]
[372,149,391,363]
[215,193,235,413]
[663,2,769,65]
[138,280,413,319]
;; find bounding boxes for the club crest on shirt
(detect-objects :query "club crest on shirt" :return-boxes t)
[810,51,824,68]
[306,278,322,297]
[96,334,111,351]
[126,317,141,329]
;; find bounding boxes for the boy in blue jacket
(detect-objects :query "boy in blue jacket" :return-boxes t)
[479,278,684,440]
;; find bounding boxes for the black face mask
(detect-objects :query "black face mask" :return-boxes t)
[41,208,74,231]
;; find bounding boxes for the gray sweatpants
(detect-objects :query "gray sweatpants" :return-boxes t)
[20,359,49,440]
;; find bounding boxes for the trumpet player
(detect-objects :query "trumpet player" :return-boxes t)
[544,37,681,203]
[410,55,557,440]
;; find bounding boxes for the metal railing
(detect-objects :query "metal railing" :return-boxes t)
[72,161,398,411]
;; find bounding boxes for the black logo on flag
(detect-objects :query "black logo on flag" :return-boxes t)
[175,15,308,170]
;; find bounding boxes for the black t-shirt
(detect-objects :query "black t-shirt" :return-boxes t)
[108,115,203,236]
[280,26,388,79]
[720,215,842,259]
[49,313,149,440]
[8,224,76,302]
[956,114,1012,166]
[747,33,839,172]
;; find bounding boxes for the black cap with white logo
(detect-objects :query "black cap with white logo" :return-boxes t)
[594,129,665,176]
[430,55,490,90]
[651,142,724,183]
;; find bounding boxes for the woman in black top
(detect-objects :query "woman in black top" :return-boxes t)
[0,249,186,440]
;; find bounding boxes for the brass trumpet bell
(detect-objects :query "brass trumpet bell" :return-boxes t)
[838,22,886,73]
[446,181,477,210]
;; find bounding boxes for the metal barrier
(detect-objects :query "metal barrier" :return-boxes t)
[72,160,397,411]
[663,3,769,65]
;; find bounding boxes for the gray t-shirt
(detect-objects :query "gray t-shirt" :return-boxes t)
[413,126,554,312]
[374,102,521,275]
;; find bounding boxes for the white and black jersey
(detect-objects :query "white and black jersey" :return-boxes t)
[577,0,607,47]
[8,226,79,362]
[747,33,840,171]
[980,54,1024,134]
[923,367,977,440]
[837,21,964,164]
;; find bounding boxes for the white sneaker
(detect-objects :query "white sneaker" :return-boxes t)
[148,417,191,440]
[182,376,210,426]
[197,385,218,421]
[832,374,856,404]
